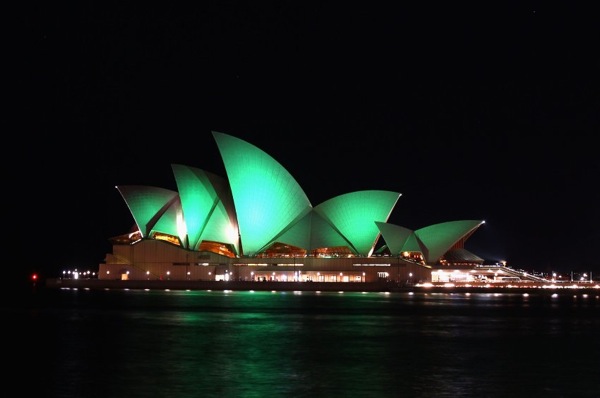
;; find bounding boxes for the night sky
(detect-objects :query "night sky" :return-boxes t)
[13,3,599,281]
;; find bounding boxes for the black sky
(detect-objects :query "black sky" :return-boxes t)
[13,3,599,280]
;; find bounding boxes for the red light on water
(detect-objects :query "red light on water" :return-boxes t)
[31,273,38,281]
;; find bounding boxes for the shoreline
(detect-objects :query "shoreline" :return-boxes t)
[44,278,600,295]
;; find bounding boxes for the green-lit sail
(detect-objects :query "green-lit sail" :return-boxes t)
[308,211,354,250]
[172,164,239,252]
[262,210,314,250]
[115,133,485,263]
[375,222,419,256]
[402,233,425,254]
[272,210,353,252]
[212,131,312,256]
[315,190,401,256]
[116,185,180,238]
[150,197,185,243]
[415,220,484,264]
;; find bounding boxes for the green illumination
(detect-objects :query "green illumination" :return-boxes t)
[267,211,314,250]
[309,211,354,250]
[116,186,179,238]
[415,220,484,264]
[151,197,185,243]
[375,222,418,256]
[315,190,401,256]
[172,165,239,251]
[116,133,483,263]
[402,233,425,254]
[213,131,312,256]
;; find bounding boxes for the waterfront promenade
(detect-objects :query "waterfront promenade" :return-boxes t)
[45,277,600,294]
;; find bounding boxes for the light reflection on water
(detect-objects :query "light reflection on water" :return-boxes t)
[7,289,600,398]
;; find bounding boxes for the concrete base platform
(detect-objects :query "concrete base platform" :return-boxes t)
[44,278,599,294]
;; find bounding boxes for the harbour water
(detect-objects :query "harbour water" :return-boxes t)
[6,286,600,397]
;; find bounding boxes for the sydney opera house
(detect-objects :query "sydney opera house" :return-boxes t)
[98,131,487,285]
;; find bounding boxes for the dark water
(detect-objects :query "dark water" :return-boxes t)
[6,287,600,398]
